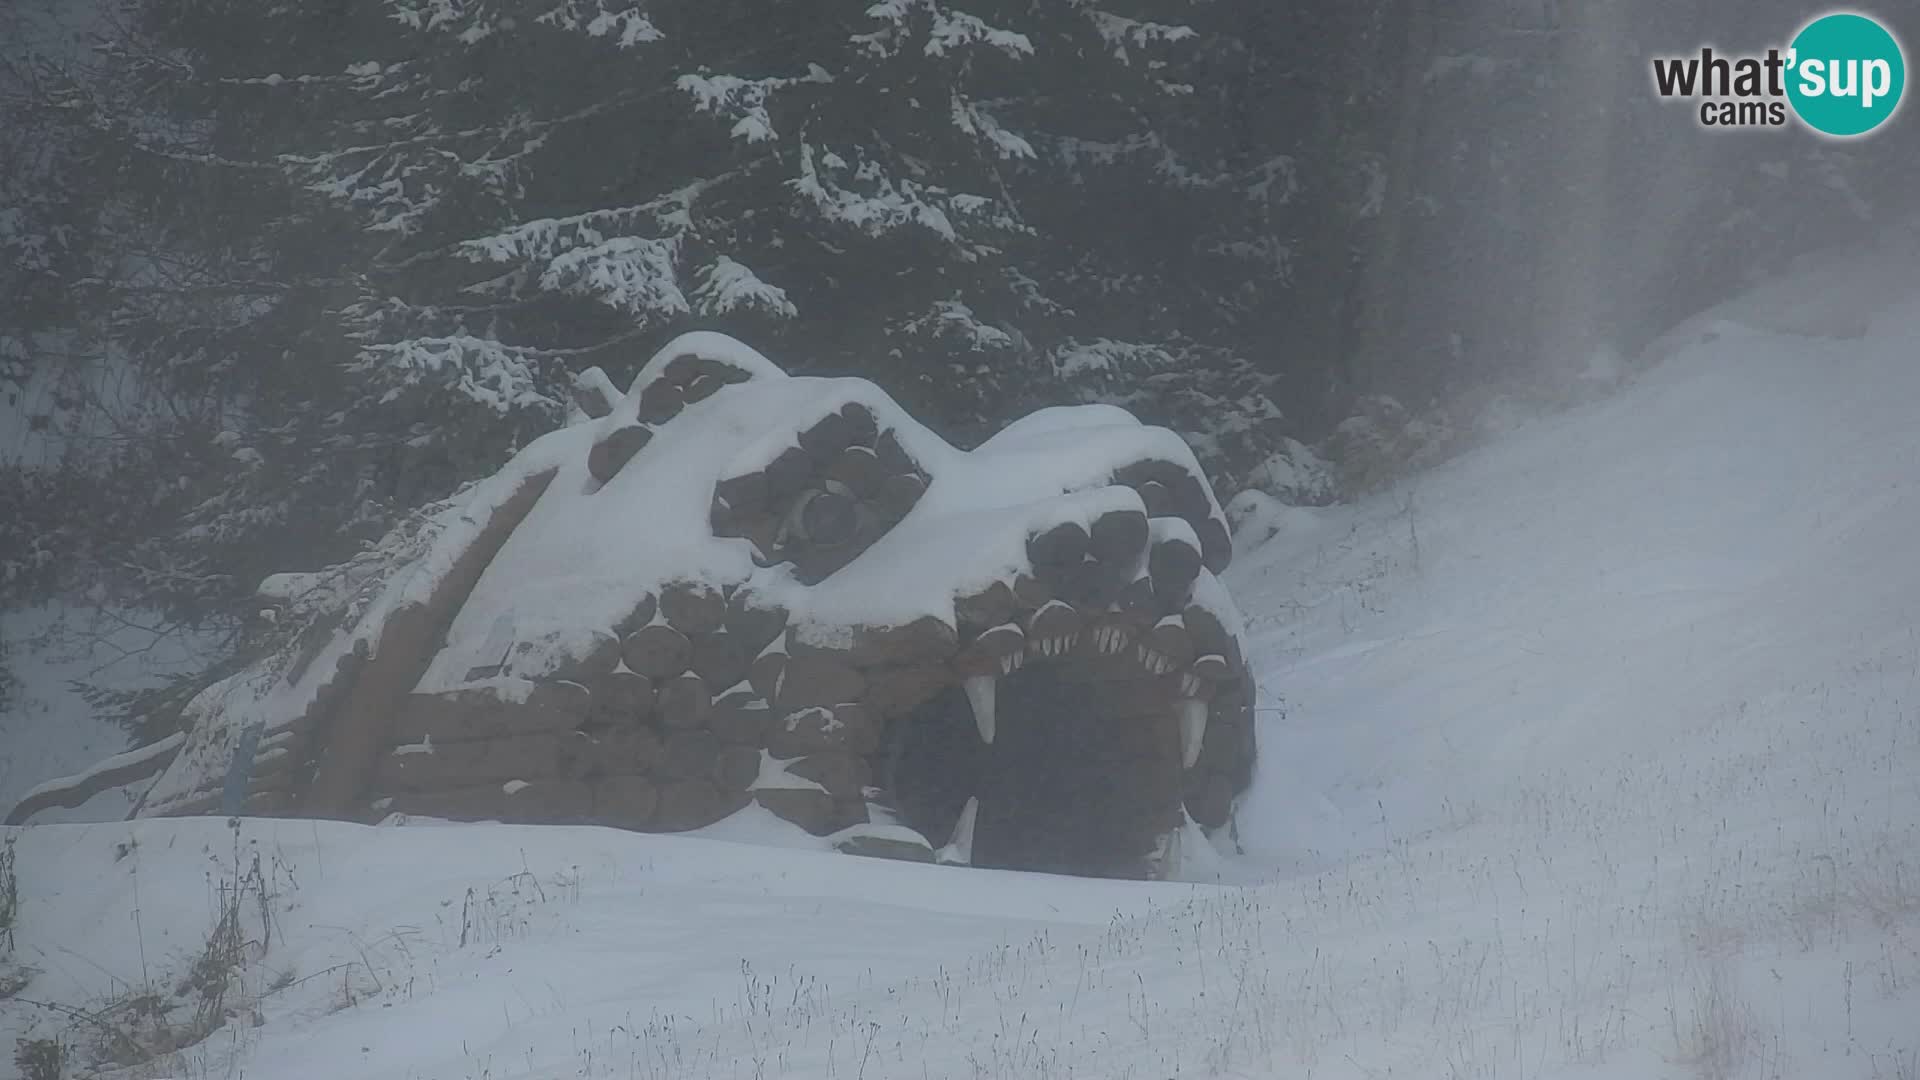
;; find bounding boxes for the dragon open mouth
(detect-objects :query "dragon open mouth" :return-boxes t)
[885,582,1254,877]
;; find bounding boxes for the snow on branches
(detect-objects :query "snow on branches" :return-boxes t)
[694,257,797,320]
[790,144,1023,253]
[1085,11,1196,62]
[540,234,690,320]
[676,66,832,144]
[535,0,661,47]
[354,336,559,415]
[858,1,1035,60]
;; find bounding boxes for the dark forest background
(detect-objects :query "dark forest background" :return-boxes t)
[2,0,1916,734]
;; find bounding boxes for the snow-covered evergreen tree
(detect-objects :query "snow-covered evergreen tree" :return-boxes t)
[135,0,1292,455]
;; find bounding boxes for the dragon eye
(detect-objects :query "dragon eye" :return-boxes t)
[786,487,862,549]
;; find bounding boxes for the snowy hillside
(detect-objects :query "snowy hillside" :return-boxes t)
[4,256,1918,1078]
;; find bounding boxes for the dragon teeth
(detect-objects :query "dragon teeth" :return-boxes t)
[1177,699,1208,769]
[938,796,980,866]
[963,674,996,744]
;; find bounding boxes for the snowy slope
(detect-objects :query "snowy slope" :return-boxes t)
[4,254,1919,1079]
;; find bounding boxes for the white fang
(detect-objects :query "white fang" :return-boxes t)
[964,674,997,744]
[938,796,980,866]
[1177,698,1208,769]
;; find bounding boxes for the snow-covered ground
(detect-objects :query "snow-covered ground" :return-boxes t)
[3,250,1918,1078]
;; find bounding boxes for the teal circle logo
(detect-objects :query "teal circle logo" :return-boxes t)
[1787,13,1906,137]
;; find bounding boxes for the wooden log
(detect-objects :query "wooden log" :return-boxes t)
[954,580,1015,632]
[1088,508,1149,566]
[840,403,879,447]
[1181,604,1232,660]
[1147,616,1196,669]
[1011,572,1053,612]
[708,493,737,537]
[636,378,684,423]
[953,622,1025,677]
[1198,515,1233,574]
[613,592,659,636]
[658,671,712,730]
[1183,770,1236,828]
[736,513,782,561]
[753,788,842,837]
[712,744,763,793]
[380,779,595,823]
[766,703,879,758]
[1023,599,1081,645]
[1189,653,1231,683]
[876,471,927,518]
[248,744,302,788]
[1148,537,1203,613]
[792,489,860,550]
[583,727,665,775]
[373,732,582,792]
[1149,533,1203,588]
[660,581,726,635]
[775,655,866,712]
[785,753,871,799]
[836,831,934,863]
[748,642,788,701]
[570,368,618,419]
[833,799,870,831]
[826,445,887,499]
[593,775,658,828]
[661,729,723,780]
[303,467,559,818]
[1222,699,1256,790]
[1060,558,1122,610]
[654,777,741,831]
[708,694,771,745]
[842,616,957,667]
[587,425,654,485]
[744,630,783,687]
[688,630,752,690]
[797,409,855,461]
[390,681,592,742]
[509,628,621,683]
[875,429,915,474]
[1173,473,1213,521]
[723,590,789,654]
[621,624,691,679]
[1137,479,1176,516]
[682,373,724,404]
[1190,703,1240,775]
[765,446,815,500]
[589,670,655,727]
[1026,521,1089,569]
[241,790,295,817]
[151,790,224,819]
[715,470,770,521]
[660,352,703,384]
[863,664,952,717]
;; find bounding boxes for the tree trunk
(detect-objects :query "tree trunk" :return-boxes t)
[1351,0,1436,396]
